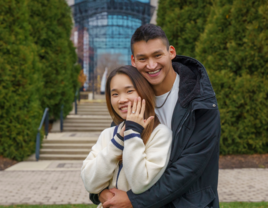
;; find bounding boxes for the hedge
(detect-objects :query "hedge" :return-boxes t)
[0,0,43,161]
[0,0,80,161]
[28,0,80,118]
[209,71,268,154]
[157,0,212,58]
[195,0,268,154]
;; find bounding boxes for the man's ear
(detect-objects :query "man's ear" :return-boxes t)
[131,54,136,67]
[169,45,176,60]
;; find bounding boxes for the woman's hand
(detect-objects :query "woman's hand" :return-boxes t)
[126,97,154,128]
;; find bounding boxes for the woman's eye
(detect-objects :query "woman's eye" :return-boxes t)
[127,90,133,93]
[112,93,118,96]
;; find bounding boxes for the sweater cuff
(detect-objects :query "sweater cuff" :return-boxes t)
[111,133,124,151]
[116,133,124,141]
[125,120,144,134]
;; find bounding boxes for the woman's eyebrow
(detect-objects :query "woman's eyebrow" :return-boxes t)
[111,86,134,92]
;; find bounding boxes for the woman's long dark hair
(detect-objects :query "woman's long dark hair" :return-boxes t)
[105,65,160,145]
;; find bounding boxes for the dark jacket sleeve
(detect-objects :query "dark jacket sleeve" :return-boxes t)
[127,109,221,208]
[89,121,116,205]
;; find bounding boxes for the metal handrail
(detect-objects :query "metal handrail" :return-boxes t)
[74,90,78,115]
[35,108,49,161]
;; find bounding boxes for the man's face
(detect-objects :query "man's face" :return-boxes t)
[131,38,176,87]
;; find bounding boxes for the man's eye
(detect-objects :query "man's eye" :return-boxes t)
[156,54,161,57]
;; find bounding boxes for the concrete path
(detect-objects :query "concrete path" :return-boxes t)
[1,161,268,205]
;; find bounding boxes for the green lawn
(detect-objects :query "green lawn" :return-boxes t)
[1,203,268,208]
[220,202,268,208]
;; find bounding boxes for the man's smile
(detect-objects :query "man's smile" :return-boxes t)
[147,68,162,77]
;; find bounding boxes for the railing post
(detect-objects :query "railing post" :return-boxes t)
[35,131,40,161]
[45,110,49,138]
[75,95,77,115]
[60,104,64,132]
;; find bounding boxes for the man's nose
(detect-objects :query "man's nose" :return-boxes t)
[146,59,157,70]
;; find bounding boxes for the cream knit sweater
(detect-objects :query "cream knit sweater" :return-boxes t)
[81,121,172,199]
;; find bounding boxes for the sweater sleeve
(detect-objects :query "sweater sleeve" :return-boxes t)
[123,122,172,194]
[81,127,124,194]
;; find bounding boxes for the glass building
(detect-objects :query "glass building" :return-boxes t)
[71,0,154,90]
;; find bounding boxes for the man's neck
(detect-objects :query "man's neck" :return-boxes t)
[153,68,177,96]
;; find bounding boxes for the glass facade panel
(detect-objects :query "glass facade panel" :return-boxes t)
[73,0,153,89]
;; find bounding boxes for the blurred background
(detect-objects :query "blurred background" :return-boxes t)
[0,0,267,180]
[1,0,268,207]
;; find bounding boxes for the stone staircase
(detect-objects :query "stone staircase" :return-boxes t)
[38,101,113,160]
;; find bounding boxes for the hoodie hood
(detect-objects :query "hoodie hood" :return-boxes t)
[172,55,216,108]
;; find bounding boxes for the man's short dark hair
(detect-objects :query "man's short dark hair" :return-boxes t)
[131,24,170,54]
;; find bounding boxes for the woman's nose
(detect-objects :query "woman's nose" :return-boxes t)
[118,95,129,103]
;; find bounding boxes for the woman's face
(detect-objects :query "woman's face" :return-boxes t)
[110,73,140,120]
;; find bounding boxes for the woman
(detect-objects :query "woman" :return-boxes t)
[81,65,172,207]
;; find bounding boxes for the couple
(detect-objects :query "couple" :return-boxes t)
[81,24,221,208]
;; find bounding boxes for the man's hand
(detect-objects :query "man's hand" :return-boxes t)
[102,188,133,208]
[99,189,114,204]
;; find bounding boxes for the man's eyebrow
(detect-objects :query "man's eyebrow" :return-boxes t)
[136,50,164,58]
[111,86,134,92]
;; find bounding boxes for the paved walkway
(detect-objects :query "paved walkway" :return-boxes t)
[1,161,268,205]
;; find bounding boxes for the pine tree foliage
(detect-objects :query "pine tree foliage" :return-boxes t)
[157,0,212,58]
[196,0,268,154]
[0,0,43,161]
[28,0,80,118]
[0,0,80,160]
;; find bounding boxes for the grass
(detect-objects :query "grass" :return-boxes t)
[0,205,97,208]
[220,202,268,208]
[1,203,268,208]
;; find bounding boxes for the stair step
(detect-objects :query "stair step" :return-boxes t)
[40,149,91,155]
[43,139,98,144]
[63,127,108,131]
[63,123,110,127]
[39,154,88,160]
[42,143,95,149]
[63,119,112,125]
[77,112,109,114]
[78,106,108,109]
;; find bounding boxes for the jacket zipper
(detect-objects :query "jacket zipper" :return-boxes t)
[177,111,190,135]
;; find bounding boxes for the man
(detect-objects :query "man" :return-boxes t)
[90,24,221,208]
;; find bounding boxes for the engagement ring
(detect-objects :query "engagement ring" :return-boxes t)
[132,111,135,114]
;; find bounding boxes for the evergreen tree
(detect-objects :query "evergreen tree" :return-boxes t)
[28,0,80,118]
[157,0,212,58]
[0,0,43,160]
[196,0,268,154]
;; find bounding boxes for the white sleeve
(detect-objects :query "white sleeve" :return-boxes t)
[81,127,124,193]
[123,125,172,194]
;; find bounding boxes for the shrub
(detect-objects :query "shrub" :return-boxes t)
[28,0,80,118]
[196,0,268,154]
[0,0,80,161]
[210,71,268,154]
[0,0,43,161]
[157,0,212,58]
